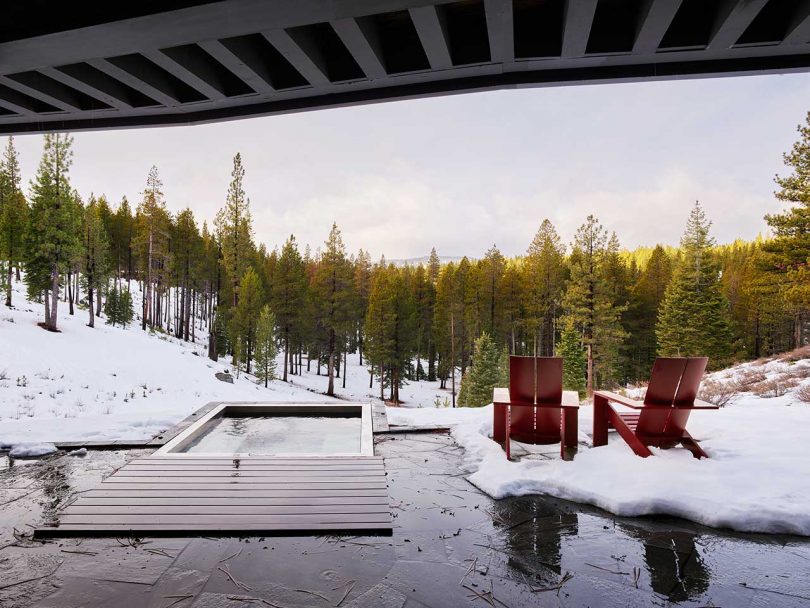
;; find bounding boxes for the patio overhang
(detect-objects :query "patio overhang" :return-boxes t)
[1,0,810,134]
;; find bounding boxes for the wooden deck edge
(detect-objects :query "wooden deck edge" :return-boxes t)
[34,524,393,539]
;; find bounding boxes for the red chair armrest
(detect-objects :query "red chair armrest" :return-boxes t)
[594,390,644,409]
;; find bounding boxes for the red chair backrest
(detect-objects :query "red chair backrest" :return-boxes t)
[508,356,563,444]
[536,357,563,404]
[508,356,535,404]
[637,357,708,438]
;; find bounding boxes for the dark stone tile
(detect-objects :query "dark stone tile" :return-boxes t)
[34,578,151,608]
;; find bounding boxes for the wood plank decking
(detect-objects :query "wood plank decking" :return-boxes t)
[37,456,392,537]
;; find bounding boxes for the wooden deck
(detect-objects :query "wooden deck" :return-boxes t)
[37,456,392,537]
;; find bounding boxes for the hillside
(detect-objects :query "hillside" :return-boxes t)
[0,279,449,449]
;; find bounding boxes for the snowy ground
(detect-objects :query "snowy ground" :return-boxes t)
[2,278,810,536]
[389,356,810,536]
[0,279,451,448]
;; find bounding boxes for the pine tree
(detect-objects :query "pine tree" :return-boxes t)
[120,287,134,327]
[558,321,586,397]
[230,266,264,373]
[104,285,121,326]
[272,235,307,381]
[83,195,110,327]
[215,153,254,308]
[25,133,79,331]
[134,166,170,330]
[562,215,627,395]
[626,245,672,379]
[458,332,500,407]
[364,264,416,403]
[254,304,278,387]
[311,223,354,396]
[0,137,27,307]
[765,111,810,346]
[524,219,566,356]
[657,202,733,366]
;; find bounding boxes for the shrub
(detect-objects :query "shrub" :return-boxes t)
[698,379,739,407]
[795,384,810,403]
[750,375,801,398]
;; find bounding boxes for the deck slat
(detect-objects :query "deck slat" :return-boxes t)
[65,505,389,515]
[59,513,392,524]
[40,454,392,537]
[38,522,390,535]
[77,496,388,506]
[81,488,388,498]
[114,469,384,477]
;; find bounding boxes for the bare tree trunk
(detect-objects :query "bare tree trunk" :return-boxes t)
[450,313,456,408]
[88,285,95,328]
[586,343,594,399]
[67,270,74,315]
[49,265,59,330]
[43,289,50,326]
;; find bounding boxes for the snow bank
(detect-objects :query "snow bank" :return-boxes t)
[8,442,57,458]
[388,377,810,536]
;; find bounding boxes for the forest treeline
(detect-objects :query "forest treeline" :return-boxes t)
[1,112,809,402]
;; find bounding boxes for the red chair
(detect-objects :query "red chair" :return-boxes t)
[493,356,580,460]
[593,357,718,459]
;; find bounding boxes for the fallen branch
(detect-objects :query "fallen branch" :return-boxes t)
[218,564,252,592]
[219,547,244,563]
[333,579,356,607]
[163,593,194,608]
[585,563,630,575]
[295,588,330,602]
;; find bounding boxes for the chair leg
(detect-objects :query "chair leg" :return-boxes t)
[609,409,653,458]
[504,405,511,461]
[561,408,577,460]
[593,395,609,447]
[680,431,709,459]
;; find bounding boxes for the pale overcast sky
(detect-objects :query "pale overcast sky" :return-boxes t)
[10,72,810,260]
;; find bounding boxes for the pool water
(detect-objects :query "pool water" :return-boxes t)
[180,415,362,455]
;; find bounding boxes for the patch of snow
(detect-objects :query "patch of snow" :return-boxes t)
[8,442,57,458]
[389,380,810,536]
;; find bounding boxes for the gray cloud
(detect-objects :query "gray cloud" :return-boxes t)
[10,72,810,259]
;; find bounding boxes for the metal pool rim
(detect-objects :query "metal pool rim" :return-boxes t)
[155,402,374,458]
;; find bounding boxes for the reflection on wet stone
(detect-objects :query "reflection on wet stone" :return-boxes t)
[2,434,810,608]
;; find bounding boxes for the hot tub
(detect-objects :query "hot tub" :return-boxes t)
[156,402,374,457]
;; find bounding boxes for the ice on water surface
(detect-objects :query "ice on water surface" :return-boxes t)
[181,415,361,454]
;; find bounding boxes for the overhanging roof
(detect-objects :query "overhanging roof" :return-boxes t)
[1,0,809,134]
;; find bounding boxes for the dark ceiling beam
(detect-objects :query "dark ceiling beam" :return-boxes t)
[0,1,436,75]
[0,85,42,116]
[40,66,133,111]
[332,18,387,79]
[633,0,683,54]
[0,73,83,112]
[142,49,225,101]
[708,0,769,50]
[484,0,514,63]
[197,39,276,95]
[784,1,810,45]
[562,0,598,58]
[87,58,181,107]
[263,29,330,86]
[409,5,453,70]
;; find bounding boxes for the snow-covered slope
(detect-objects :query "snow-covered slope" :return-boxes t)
[0,281,323,447]
[389,355,810,535]
[0,279,451,448]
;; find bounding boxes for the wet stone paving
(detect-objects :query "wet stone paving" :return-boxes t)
[1,432,809,607]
